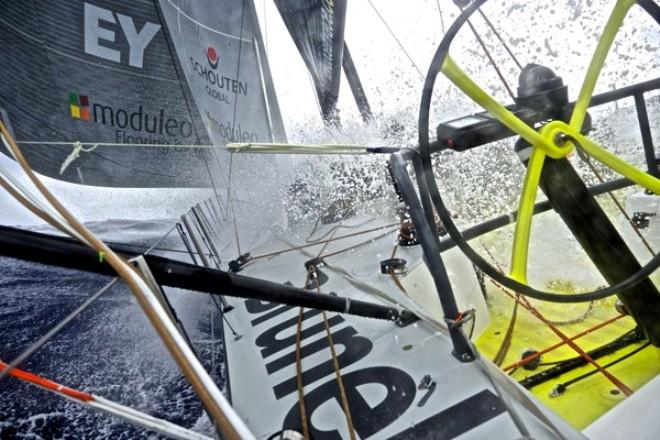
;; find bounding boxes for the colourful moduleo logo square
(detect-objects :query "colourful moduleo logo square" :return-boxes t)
[69,92,90,121]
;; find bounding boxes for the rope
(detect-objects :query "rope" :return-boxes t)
[18,140,219,148]
[59,142,98,174]
[481,244,633,393]
[589,161,654,256]
[294,294,310,439]
[293,229,356,439]
[366,0,425,80]
[0,121,252,440]
[504,313,626,372]
[489,277,633,395]
[317,227,399,261]
[0,361,212,440]
[389,244,408,294]
[492,293,520,366]
[435,0,447,34]
[309,265,357,440]
[307,217,377,242]
[552,342,650,395]
[248,223,399,262]
[0,278,118,383]
[462,15,516,101]
[226,142,372,155]
[476,9,523,70]
[227,154,242,256]
[571,136,656,256]
[482,244,594,326]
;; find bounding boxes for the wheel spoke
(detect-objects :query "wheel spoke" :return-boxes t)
[571,132,660,194]
[569,0,636,132]
[441,56,565,158]
[510,148,546,284]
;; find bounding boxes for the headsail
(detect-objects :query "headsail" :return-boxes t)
[158,0,286,147]
[0,0,284,188]
[274,0,347,122]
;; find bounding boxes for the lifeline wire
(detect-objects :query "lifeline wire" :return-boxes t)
[0,278,119,383]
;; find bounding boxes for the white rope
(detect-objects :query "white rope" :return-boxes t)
[59,141,99,175]
[226,142,370,155]
[0,135,89,243]
[18,141,219,148]
[89,396,213,440]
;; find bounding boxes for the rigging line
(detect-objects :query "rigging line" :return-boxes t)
[389,244,407,294]
[492,292,520,366]
[153,0,206,148]
[506,313,626,372]
[294,233,335,440]
[366,0,425,80]
[17,141,219,148]
[0,277,119,383]
[465,338,534,440]
[309,265,357,440]
[463,16,516,102]
[210,294,240,337]
[0,361,214,440]
[479,246,628,372]
[306,217,376,243]
[226,0,247,256]
[144,224,178,256]
[435,0,447,34]
[476,9,523,70]
[204,159,225,219]
[319,227,399,261]
[481,247,634,392]
[481,243,594,326]
[515,286,634,396]
[583,159,656,256]
[227,154,242,256]
[295,270,312,440]
[554,342,651,393]
[1,122,251,439]
[102,240,207,256]
[249,223,399,261]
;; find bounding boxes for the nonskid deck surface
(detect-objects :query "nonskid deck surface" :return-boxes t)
[219,215,588,439]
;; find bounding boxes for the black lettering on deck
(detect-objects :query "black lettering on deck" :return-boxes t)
[283,366,416,440]
[254,309,343,358]
[271,327,373,399]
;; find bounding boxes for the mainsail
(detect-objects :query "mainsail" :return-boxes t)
[274,0,347,122]
[0,0,284,188]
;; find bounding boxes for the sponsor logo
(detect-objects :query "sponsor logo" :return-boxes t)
[206,46,219,69]
[69,93,90,121]
[205,111,258,142]
[68,92,193,144]
[83,2,161,68]
[190,47,248,104]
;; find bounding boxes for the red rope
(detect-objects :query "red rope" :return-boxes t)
[487,280,633,396]
[0,360,93,402]
[503,313,626,371]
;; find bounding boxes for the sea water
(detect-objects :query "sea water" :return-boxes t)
[0,220,222,438]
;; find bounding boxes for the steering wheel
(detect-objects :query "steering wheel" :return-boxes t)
[418,0,660,303]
